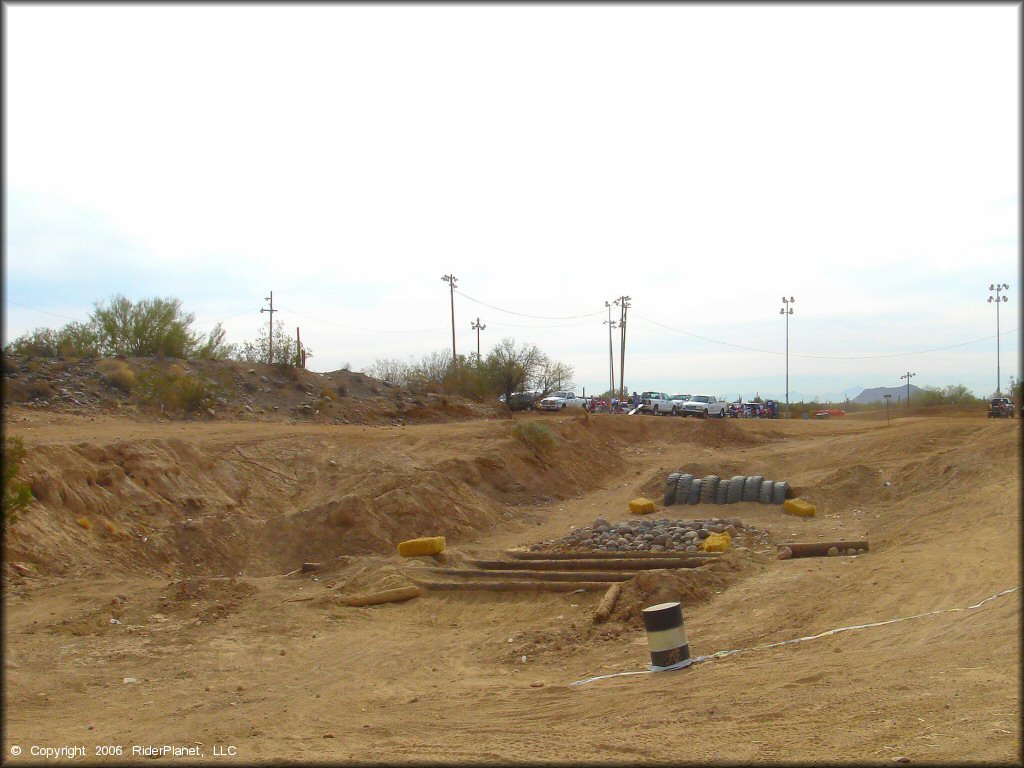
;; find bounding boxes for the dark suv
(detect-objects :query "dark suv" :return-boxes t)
[508,392,537,412]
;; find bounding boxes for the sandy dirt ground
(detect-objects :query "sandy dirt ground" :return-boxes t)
[3,408,1020,764]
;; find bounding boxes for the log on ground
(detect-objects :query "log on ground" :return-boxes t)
[780,541,869,558]
[340,586,423,607]
[426,568,638,583]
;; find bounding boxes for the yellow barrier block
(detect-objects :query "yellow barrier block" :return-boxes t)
[397,536,446,557]
[783,498,817,517]
[628,497,656,515]
[703,531,731,552]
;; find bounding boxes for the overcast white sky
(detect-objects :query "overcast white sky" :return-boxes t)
[4,4,1020,400]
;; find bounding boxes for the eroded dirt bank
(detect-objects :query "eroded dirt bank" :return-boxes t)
[3,411,1020,764]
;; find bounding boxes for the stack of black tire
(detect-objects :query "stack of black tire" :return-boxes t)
[663,473,789,506]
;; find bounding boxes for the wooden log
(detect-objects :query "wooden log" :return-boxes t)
[469,558,712,572]
[340,586,423,607]
[504,550,720,560]
[426,568,636,583]
[779,541,869,558]
[409,579,608,593]
[593,583,622,624]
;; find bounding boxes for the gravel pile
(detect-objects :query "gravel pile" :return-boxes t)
[664,473,790,506]
[530,517,770,554]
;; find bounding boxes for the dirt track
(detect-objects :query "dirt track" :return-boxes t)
[3,409,1020,763]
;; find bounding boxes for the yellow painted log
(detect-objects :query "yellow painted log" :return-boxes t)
[783,497,817,517]
[628,497,656,515]
[702,531,731,552]
[397,536,446,557]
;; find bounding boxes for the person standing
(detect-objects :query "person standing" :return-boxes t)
[632,391,639,409]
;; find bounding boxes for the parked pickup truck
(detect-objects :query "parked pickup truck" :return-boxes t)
[639,391,677,415]
[679,394,728,418]
[537,391,587,411]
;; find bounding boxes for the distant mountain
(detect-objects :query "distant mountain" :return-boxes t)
[851,384,925,405]
[720,385,920,405]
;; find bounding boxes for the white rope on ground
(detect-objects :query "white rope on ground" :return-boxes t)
[570,585,1021,687]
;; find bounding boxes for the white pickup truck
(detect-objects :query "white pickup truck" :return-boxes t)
[639,391,677,415]
[679,394,728,418]
[537,390,587,411]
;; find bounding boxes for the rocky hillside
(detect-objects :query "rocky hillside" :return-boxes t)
[1,354,495,425]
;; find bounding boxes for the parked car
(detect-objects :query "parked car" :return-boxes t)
[670,394,691,414]
[537,391,587,411]
[639,391,676,415]
[679,395,728,418]
[506,392,538,412]
[988,397,1015,418]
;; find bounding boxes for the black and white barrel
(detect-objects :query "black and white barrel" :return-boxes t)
[641,601,690,669]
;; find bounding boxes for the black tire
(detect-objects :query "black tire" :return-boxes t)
[772,481,789,504]
[715,479,730,505]
[718,408,726,418]
[664,472,681,506]
[674,474,694,505]
[671,406,678,416]
[759,480,775,504]
[687,478,703,505]
[700,475,720,504]
[726,475,745,504]
[703,409,709,419]
[742,475,763,502]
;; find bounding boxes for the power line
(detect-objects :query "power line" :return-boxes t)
[6,301,83,323]
[277,307,445,334]
[454,288,606,320]
[633,314,1020,360]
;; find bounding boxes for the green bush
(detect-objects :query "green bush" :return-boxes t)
[512,422,558,454]
[3,437,33,524]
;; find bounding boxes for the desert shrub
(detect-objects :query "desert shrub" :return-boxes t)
[134,368,215,415]
[511,422,557,454]
[91,294,201,358]
[3,437,33,524]
[320,389,338,401]
[2,354,20,374]
[97,358,136,392]
[25,379,53,400]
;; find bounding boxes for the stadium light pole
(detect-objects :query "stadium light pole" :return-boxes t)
[780,297,794,417]
[900,372,915,409]
[988,283,1009,396]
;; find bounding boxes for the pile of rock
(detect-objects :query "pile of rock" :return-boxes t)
[664,473,790,506]
[529,517,770,554]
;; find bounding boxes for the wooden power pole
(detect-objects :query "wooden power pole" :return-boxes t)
[261,291,278,364]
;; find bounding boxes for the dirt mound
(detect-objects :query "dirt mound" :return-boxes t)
[610,550,764,627]
[4,413,625,578]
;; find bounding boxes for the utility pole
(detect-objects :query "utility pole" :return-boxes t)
[470,317,486,360]
[615,295,631,400]
[296,327,304,368]
[988,283,1009,396]
[780,297,794,418]
[261,291,278,365]
[604,301,618,398]
[441,274,458,368]
[884,393,891,426]
[900,372,915,408]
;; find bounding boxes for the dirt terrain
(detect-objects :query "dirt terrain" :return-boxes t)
[2,379,1021,764]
